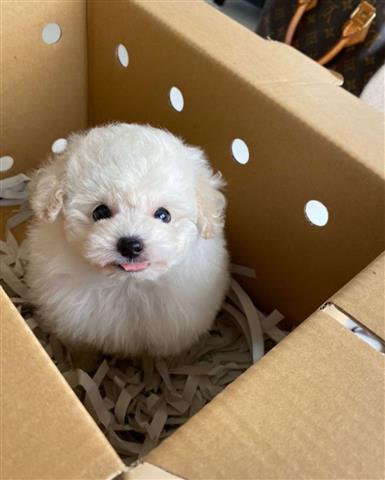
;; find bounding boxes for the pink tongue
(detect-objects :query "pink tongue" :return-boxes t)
[120,262,149,272]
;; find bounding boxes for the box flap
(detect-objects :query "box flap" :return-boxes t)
[131,0,339,88]
[332,252,385,341]
[145,310,385,479]
[1,289,126,480]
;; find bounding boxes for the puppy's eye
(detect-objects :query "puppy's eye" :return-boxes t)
[154,207,171,223]
[92,204,112,221]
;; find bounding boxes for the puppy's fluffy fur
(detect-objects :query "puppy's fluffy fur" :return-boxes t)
[27,124,229,357]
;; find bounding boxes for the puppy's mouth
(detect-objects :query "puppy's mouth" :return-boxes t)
[116,261,150,273]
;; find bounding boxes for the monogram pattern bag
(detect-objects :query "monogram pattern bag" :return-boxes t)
[257,0,385,95]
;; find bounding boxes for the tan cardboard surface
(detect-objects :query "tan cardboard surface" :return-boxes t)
[127,463,183,480]
[332,252,385,341]
[1,1,88,176]
[146,310,385,479]
[1,289,125,480]
[87,0,385,327]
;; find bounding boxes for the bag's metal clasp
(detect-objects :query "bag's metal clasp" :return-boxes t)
[318,1,376,65]
[342,1,376,46]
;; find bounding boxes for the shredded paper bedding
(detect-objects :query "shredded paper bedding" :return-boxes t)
[0,174,288,464]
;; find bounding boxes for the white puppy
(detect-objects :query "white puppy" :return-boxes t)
[27,123,229,357]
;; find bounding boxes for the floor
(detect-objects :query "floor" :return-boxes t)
[205,0,261,31]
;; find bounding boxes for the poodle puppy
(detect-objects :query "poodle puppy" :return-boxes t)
[27,123,229,357]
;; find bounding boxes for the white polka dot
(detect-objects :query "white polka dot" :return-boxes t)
[51,138,68,154]
[231,138,249,165]
[305,200,329,227]
[117,44,129,68]
[0,155,14,172]
[42,23,62,44]
[169,87,184,112]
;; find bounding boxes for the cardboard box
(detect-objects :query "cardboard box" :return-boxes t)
[1,1,384,478]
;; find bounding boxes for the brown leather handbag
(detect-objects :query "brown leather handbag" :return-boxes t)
[257,0,385,95]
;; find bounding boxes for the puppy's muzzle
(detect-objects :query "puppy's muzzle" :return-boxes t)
[117,236,144,260]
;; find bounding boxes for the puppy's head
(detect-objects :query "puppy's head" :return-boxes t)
[29,124,226,280]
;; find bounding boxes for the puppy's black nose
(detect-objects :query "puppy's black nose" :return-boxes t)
[117,237,144,259]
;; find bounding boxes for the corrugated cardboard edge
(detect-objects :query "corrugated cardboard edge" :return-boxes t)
[331,252,385,341]
[124,463,183,480]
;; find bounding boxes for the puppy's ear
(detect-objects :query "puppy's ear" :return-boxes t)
[195,155,226,239]
[29,155,66,222]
